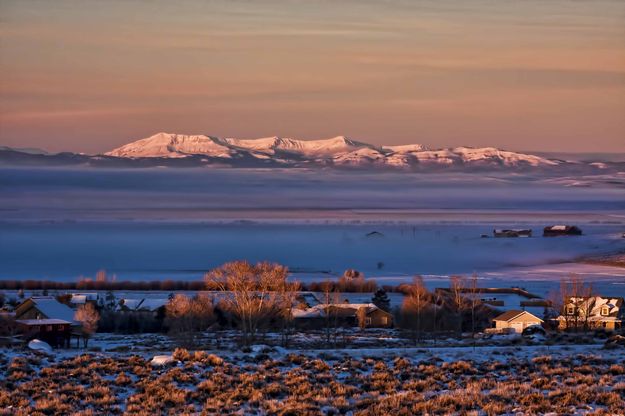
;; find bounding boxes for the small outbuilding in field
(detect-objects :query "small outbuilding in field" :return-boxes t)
[543,225,582,236]
[493,229,532,238]
[489,310,543,334]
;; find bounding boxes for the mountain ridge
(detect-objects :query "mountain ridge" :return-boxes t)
[2,133,622,172]
[103,132,557,168]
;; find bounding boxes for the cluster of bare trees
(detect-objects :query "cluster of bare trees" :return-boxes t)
[204,260,299,346]
[398,274,492,344]
[548,275,595,331]
[164,294,217,346]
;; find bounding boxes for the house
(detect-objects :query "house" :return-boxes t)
[293,303,393,329]
[14,297,79,347]
[489,310,543,334]
[557,296,623,331]
[493,229,532,238]
[69,293,100,307]
[15,319,72,348]
[15,296,77,323]
[543,225,582,236]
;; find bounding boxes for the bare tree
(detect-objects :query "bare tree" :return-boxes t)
[401,276,429,344]
[356,306,368,331]
[75,303,99,348]
[192,293,216,331]
[205,260,288,346]
[165,293,216,346]
[165,294,193,344]
[278,279,300,348]
[469,273,479,349]
[432,289,442,345]
[554,275,594,331]
[450,275,466,333]
[321,280,340,346]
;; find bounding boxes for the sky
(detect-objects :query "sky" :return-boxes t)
[1,0,624,154]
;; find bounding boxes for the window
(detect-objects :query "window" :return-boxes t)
[382,317,388,325]
[566,305,575,315]
[46,325,53,331]
[365,317,372,326]
[601,306,610,316]
[58,325,65,331]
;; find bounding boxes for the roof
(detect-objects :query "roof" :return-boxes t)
[16,319,72,325]
[493,309,543,323]
[565,296,623,319]
[70,295,87,305]
[18,297,76,322]
[137,298,168,311]
[119,298,168,312]
[293,303,389,319]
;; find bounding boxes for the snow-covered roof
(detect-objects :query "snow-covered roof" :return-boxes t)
[292,308,324,318]
[119,298,168,312]
[70,295,87,305]
[137,298,168,311]
[566,296,622,319]
[27,297,76,322]
[293,303,383,319]
[16,319,72,325]
[70,293,99,304]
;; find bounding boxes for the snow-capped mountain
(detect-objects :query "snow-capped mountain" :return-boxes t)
[8,132,618,171]
[103,132,559,169]
[105,133,378,160]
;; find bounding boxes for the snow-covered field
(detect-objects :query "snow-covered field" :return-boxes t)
[1,167,624,293]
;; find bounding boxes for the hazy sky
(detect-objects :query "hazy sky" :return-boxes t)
[1,0,624,154]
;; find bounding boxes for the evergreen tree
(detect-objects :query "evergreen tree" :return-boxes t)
[372,289,391,312]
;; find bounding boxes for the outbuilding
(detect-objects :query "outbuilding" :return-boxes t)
[491,310,543,333]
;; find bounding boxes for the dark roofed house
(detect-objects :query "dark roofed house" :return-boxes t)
[15,319,72,348]
[14,297,78,348]
[15,296,76,323]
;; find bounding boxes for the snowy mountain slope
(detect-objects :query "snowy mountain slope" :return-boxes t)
[106,133,379,160]
[220,135,376,157]
[104,132,559,169]
[105,133,234,158]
